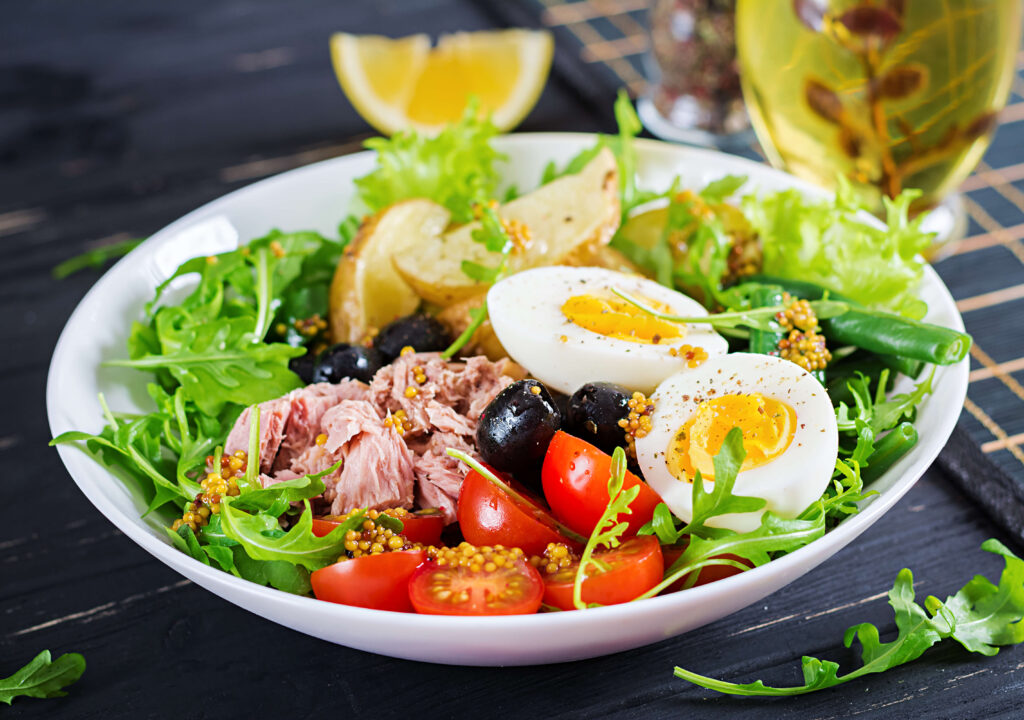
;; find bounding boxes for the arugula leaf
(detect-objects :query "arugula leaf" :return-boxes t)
[744,181,932,318]
[231,460,341,516]
[611,288,848,333]
[107,313,303,416]
[812,459,874,524]
[679,428,766,539]
[836,368,935,436]
[0,650,86,705]
[636,430,824,599]
[573,446,640,609]
[53,237,143,279]
[219,499,364,571]
[355,98,503,224]
[674,539,1024,696]
[643,512,824,599]
[640,503,684,545]
[941,539,1024,654]
[230,545,312,595]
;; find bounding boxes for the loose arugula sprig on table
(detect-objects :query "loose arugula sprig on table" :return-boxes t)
[675,539,1024,696]
[0,650,85,706]
[52,237,144,279]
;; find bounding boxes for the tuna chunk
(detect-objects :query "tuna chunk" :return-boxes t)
[290,400,415,515]
[225,396,291,474]
[369,352,516,436]
[223,354,513,524]
[274,381,368,471]
[412,433,478,524]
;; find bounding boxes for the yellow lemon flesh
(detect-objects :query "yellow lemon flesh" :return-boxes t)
[667,393,797,481]
[561,293,684,344]
[330,30,553,135]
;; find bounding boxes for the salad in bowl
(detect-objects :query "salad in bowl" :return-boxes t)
[49,96,970,659]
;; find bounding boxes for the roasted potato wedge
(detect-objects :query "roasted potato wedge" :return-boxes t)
[560,243,644,276]
[435,293,507,361]
[329,199,450,343]
[393,148,620,306]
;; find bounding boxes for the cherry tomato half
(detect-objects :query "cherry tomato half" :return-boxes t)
[311,549,426,612]
[542,535,664,610]
[458,468,578,556]
[541,431,663,537]
[661,543,751,592]
[409,556,544,616]
[311,510,444,546]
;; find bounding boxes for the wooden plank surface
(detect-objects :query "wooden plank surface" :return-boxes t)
[2,1,1023,718]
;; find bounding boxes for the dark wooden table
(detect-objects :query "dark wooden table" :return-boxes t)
[3,1,1022,717]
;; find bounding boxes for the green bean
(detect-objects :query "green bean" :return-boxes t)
[747,285,785,356]
[861,422,918,483]
[747,275,971,365]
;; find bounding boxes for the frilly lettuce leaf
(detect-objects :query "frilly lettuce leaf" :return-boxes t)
[355,99,504,224]
[743,180,932,318]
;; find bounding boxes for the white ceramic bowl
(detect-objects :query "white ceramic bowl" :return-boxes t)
[47,135,968,666]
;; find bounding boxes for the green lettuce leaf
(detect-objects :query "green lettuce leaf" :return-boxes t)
[355,99,503,224]
[744,182,932,318]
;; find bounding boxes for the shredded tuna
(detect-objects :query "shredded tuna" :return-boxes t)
[223,354,515,523]
[274,381,367,471]
[225,396,291,474]
[369,352,515,434]
[413,433,478,523]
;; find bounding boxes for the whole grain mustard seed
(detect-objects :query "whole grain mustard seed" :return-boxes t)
[428,542,525,572]
[333,507,418,561]
[774,296,831,371]
[315,433,328,446]
[400,345,415,357]
[172,451,247,532]
[528,543,576,575]
[618,391,655,458]
[383,409,413,436]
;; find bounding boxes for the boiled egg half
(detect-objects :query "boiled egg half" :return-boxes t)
[635,353,838,533]
[487,266,728,395]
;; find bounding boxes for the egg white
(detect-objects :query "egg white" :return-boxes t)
[635,353,839,533]
[487,266,729,395]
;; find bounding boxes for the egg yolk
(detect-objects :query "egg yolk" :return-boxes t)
[667,393,796,481]
[561,293,684,344]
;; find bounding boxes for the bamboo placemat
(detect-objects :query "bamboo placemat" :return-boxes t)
[519,0,1024,486]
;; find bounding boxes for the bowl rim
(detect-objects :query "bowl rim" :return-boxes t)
[46,131,969,633]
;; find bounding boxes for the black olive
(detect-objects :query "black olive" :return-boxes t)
[288,349,317,384]
[565,382,631,455]
[312,343,384,384]
[374,313,452,361]
[476,379,561,478]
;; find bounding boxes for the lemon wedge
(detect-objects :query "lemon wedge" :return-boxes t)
[330,30,553,135]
